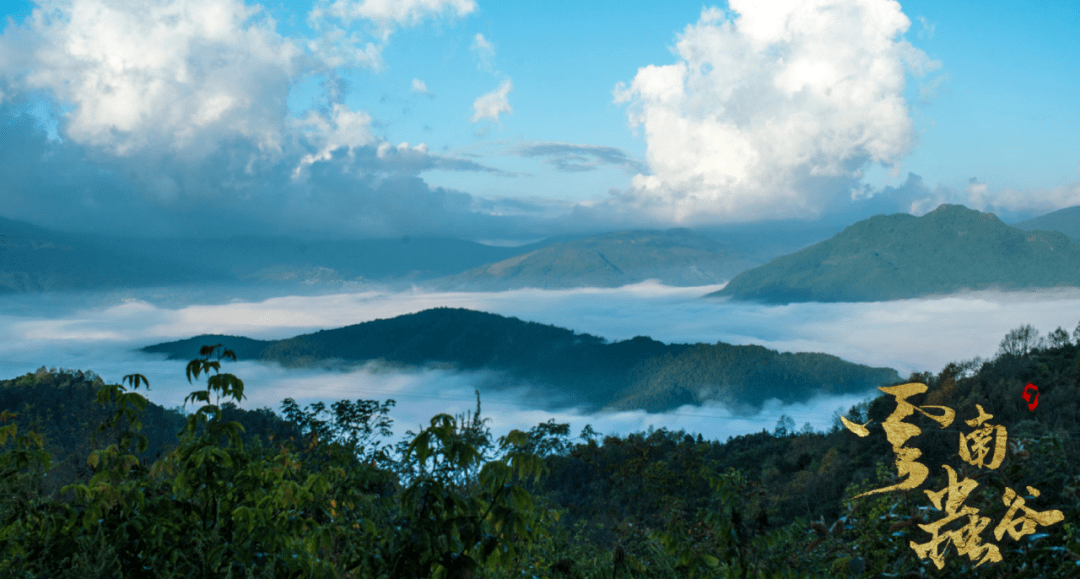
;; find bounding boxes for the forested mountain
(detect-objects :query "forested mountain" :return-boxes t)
[2,215,764,293]
[0,215,555,293]
[709,204,1080,303]
[5,322,1080,577]
[95,234,545,286]
[1013,204,1080,241]
[21,204,1077,299]
[427,229,760,290]
[0,216,216,293]
[143,307,899,412]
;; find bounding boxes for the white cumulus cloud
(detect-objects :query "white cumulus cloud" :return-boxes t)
[471,79,513,124]
[974,181,1080,216]
[292,103,375,177]
[314,0,476,28]
[0,0,302,158]
[900,175,1080,219]
[411,78,434,96]
[308,0,475,66]
[612,0,938,224]
[0,0,480,161]
[471,32,494,71]
[0,0,521,239]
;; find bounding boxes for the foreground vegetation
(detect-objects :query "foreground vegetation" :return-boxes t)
[3,322,1080,577]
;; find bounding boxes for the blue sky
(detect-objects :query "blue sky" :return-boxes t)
[1,0,1078,240]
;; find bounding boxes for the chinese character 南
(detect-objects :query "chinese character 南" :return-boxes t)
[958,404,1007,470]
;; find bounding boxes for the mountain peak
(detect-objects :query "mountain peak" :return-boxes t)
[710,204,1080,303]
[923,203,1002,226]
[427,228,757,290]
[927,203,974,215]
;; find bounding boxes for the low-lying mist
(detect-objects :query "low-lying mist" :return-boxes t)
[3,282,1078,442]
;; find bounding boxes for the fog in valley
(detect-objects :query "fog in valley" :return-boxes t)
[3,282,1077,444]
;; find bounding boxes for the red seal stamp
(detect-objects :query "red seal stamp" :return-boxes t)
[1021,383,1039,411]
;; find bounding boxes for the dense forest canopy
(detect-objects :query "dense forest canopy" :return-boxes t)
[4,320,1080,576]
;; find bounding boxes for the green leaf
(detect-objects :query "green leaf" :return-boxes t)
[511,485,533,512]
[0,423,15,445]
[122,373,150,390]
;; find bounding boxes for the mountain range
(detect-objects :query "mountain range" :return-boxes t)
[6,203,1080,297]
[425,229,759,290]
[709,204,1080,303]
[0,216,762,293]
[142,307,901,413]
[0,214,546,293]
[0,216,214,293]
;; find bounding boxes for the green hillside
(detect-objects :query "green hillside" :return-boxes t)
[0,367,299,495]
[710,204,1080,303]
[1013,204,1080,241]
[428,228,759,290]
[143,307,899,412]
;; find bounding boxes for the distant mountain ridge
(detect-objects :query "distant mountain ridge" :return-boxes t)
[143,307,900,413]
[0,216,215,293]
[427,229,759,290]
[1,216,761,293]
[0,215,551,292]
[101,235,541,284]
[1013,205,1080,241]
[709,204,1080,303]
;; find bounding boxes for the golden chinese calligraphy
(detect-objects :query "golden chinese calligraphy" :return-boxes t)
[842,382,1064,569]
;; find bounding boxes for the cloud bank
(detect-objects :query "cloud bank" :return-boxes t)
[0,0,541,239]
[851,172,1080,223]
[0,106,538,238]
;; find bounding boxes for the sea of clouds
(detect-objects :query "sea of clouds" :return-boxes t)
[2,282,1078,444]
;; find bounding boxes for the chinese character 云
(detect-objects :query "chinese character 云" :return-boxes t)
[910,465,1002,569]
[957,404,1007,470]
[841,383,955,497]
